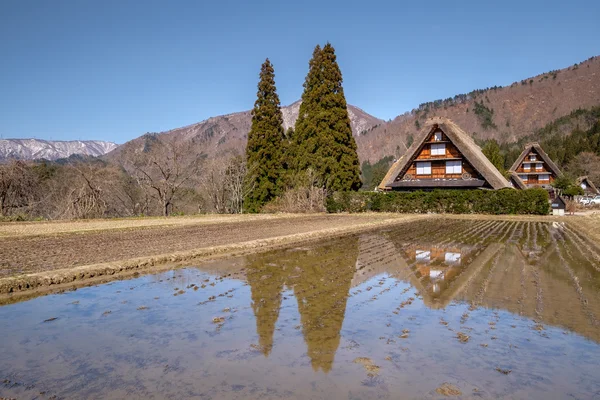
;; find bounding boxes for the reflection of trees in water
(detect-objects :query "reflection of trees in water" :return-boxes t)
[293,240,358,372]
[244,237,359,372]
[246,260,285,356]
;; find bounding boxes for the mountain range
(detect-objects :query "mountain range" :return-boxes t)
[0,139,118,162]
[106,100,384,164]
[3,55,599,165]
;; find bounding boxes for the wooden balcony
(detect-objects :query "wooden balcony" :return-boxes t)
[412,173,464,179]
[390,179,486,188]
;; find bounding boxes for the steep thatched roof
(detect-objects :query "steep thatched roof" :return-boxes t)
[508,171,527,190]
[577,176,600,194]
[508,142,562,176]
[378,117,510,190]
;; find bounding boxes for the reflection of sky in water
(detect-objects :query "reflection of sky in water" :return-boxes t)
[444,252,461,265]
[415,250,430,262]
[1,220,600,399]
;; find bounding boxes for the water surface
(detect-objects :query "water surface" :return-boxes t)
[1,219,600,399]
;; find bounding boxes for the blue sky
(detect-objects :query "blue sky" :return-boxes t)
[1,0,599,143]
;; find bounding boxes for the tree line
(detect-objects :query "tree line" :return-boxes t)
[0,145,249,220]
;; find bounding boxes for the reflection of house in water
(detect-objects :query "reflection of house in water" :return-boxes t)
[401,243,480,302]
[414,246,462,293]
[212,222,600,365]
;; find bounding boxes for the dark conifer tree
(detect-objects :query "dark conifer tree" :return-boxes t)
[482,139,506,174]
[292,43,361,191]
[244,59,285,212]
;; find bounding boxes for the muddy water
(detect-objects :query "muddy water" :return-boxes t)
[1,219,600,399]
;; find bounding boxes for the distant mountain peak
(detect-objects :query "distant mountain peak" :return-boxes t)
[106,100,384,163]
[0,139,118,162]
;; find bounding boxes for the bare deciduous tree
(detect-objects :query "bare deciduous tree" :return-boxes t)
[130,135,201,216]
[201,158,229,214]
[0,161,37,217]
[200,155,254,214]
[226,156,256,214]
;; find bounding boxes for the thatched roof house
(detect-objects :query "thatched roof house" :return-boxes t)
[508,142,561,189]
[577,176,599,195]
[378,117,510,191]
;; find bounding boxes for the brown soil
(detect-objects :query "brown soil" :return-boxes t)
[0,214,402,277]
[0,213,427,295]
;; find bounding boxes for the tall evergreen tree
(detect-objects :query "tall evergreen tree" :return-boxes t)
[244,59,285,212]
[481,139,505,174]
[291,43,361,191]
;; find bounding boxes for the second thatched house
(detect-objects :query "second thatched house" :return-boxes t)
[508,142,561,189]
[378,117,510,191]
[576,176,599,196]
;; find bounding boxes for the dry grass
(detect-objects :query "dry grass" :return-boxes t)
[0,213,328,238]
[567,213,600,243]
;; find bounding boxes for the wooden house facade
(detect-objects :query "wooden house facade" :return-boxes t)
[379,118,510,191]
[508,143,561,189]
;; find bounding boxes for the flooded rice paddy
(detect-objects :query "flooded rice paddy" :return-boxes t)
[1,219,600,399]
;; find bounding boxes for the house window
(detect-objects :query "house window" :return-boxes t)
[416,250,430,262]
[523,163,531,171]
[519,175,528,182]
[431,143,445,156]
[445,252,461,265]
[536,163,543,171]
[581,182,587,189]
[446,160,462,174]
[416,162,431,175]
[529,155,537,161]
[434,131,442,141]
[430,270,443,279]
[539,174,550,181]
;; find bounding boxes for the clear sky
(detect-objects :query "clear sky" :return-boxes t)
[1,0,599,143]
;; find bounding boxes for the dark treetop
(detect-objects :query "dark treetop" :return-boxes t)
[291,43,361,192]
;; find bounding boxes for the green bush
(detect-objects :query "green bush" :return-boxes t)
[326,188,550,215]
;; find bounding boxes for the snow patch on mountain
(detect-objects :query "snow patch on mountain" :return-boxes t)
[0,139,119,161]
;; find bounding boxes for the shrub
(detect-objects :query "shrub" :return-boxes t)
[262,185,326,213]
[326,188,550,215]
